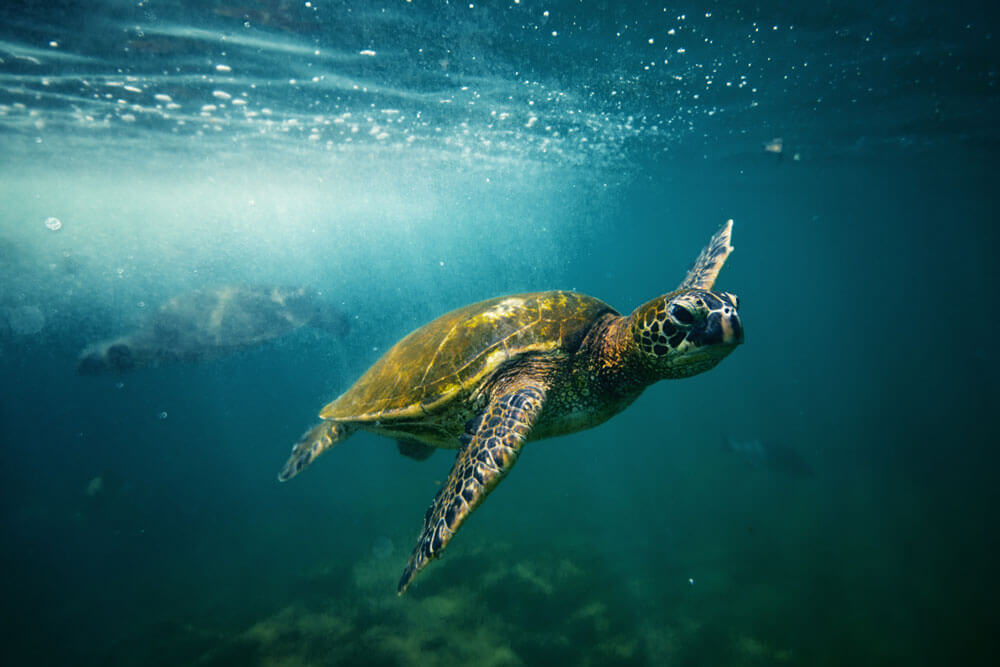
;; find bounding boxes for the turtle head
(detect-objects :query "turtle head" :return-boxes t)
[628,289,743,379]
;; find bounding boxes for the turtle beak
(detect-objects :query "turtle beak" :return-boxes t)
[721,308,743,345]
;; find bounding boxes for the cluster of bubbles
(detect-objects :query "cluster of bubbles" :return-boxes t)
[1,2,992,167]
[0,3,779,170]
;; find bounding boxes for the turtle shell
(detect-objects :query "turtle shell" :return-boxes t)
[151,285,318,348]
[321,291,617,422]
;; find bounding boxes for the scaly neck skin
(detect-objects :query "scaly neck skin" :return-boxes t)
[579,312,657,399]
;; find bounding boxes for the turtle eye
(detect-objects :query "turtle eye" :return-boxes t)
[669,304,694,325]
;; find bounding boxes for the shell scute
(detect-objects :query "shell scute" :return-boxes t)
[320,291,616,422]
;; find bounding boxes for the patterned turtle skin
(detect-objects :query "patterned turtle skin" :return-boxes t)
[279,221,743,595]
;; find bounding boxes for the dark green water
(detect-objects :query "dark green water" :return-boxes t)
[1,1,997,665]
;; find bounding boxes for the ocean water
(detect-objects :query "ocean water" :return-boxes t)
[1,1,997,665]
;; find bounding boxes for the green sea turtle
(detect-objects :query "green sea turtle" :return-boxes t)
[279,221,743,594]
[78,285,349,374]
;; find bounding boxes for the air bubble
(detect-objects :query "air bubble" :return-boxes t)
[44,216,62,231]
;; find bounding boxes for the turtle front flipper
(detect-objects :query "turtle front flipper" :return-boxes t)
[278,421,353,481]
[678,219,734,290]
[397,384,546,595]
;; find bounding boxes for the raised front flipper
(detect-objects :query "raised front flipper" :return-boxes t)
[678,219,734,290]
[278,421,353,481]
[397,385,546,595]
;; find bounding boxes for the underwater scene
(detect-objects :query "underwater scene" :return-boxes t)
[1,1,997,665]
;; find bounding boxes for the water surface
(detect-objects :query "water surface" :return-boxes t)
[1,1,997,665]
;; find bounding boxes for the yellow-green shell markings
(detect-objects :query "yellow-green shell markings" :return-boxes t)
[278,221,744,595]
[322,291,617,422]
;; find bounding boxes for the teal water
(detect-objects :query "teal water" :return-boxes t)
[1,1,997,665]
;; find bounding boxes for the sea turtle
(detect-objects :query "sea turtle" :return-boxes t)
[78,285,349,374]
[279,221,743,594]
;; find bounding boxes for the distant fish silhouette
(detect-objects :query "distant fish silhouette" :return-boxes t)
[763,137,784,155]
[723,436,814,477]
[762,137,801,162]
[79,469,125,522]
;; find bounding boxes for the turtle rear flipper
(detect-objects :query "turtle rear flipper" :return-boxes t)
[397,439,435,461]
[397,384,546,595]
[278,421,353,481]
